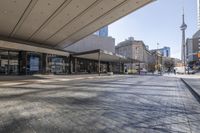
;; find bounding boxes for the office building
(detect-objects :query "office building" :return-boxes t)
[115,38,153,72]
[65,34,115,53]
[94,26,109,37]
[151,47,171,57]
[198,0,200,29]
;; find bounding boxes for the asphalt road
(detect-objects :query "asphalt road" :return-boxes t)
[0,75,200,133]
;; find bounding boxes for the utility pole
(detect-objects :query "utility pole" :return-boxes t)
[157,43,159,72]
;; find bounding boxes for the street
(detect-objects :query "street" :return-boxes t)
[0,75,200,133]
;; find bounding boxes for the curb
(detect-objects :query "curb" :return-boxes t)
[181,78,200,104]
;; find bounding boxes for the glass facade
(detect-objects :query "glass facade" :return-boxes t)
[0,49,19,75]
[0,49,122,75]
[94,26,108,37]
[27,52,42,75]
[0,49,70,75]
[48,55,69,74]
[198,0,200,29]
[159,47,171,57]
[75,58,111,74]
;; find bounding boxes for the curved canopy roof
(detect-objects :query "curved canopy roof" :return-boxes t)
[0,0,154,50]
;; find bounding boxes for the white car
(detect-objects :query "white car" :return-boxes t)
[175,67,185,74]
[140,68,147,74]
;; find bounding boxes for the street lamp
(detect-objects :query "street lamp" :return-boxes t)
[157,43,159,72]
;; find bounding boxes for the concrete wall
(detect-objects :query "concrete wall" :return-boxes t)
[65,35,115,53]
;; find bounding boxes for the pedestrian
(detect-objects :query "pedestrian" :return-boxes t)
[174,68,176,75]
[168,68,170,75]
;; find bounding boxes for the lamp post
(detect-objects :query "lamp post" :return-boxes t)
[157,43,159,72]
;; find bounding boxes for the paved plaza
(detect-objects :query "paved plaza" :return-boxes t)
[0,75,200,133]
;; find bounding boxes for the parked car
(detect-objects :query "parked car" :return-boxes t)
[140,68,147,74]
[175,67,197,74]
[175,67,185,74]
[186,68,196,74]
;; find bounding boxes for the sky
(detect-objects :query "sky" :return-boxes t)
[109,0,197,59]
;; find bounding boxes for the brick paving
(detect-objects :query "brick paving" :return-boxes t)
[0,75,200,133]
[182,78,200,98]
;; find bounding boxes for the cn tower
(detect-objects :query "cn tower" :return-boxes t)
[180,10,187,74]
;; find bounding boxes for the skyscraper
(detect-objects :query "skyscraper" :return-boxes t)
[198,0,200,29]
[94,26,108,37]
[180,10,187,73]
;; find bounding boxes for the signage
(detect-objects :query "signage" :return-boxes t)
[198,53,200,58]
[30,57,39,71]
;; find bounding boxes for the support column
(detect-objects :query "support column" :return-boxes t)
[122,63,124,73]
[42,53,47,74]
[119,59,121,74]
[107,62,110,72]
[0,55,1,69]
[69,55,72,74]
[64,56,68,74]
[7,51,10,75]
[74,58,77,73]
[18,51,27,75]
[138,61,141,75]
[98,51,101,76]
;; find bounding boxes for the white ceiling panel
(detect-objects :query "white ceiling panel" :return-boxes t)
[44,0,125,45]
[60,0,153,49]
[0,0,31,36]
[0,0,154,51]
[30,0,97,43]
[12,0,66,39]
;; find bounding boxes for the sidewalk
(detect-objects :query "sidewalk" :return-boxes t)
[0,74,127,86]
[181,78,200,103]
[164,73,200,103]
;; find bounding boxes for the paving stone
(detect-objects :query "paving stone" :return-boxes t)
[0,75,200,132]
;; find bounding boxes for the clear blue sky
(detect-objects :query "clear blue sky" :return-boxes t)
[109,0,197,59]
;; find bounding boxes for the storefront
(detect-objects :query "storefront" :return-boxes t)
[71,49,137,75]
[74,58,110,74]
[0,48,69,75]
[48,55,69,74]
[0,49,19,75]
[0,48,137,76]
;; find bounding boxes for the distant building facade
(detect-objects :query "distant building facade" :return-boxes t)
[198,0,200,29]
[186,38,195,63]
[94,26,108,37]
[186,30,200,67]
[151,47,171,57]
[115,38,153,72]
[65,34,115,53]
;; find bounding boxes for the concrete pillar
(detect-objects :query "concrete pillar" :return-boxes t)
[18,51,27,75]
[98,51,101,76]
[74,58,77,73]
[138,61,141,75]
[119,60,121,74]
[122,63,125,73]
[107,62,110,72]
[7,51,10,75]
[41,53,47,74]
[0,55,1,68]
[68,55,72,74]
[64,56,68,74]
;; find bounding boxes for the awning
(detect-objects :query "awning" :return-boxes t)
[0,40,69,57]
[0,0,154,50]
[72,49,139,63]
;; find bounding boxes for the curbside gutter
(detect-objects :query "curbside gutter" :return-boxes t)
[181,78,200,104]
